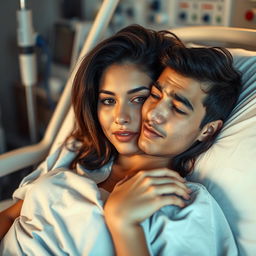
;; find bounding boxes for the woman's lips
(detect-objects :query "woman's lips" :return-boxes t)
[113,131,138,142]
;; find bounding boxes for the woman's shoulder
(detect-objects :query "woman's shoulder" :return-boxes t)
[25,168,98,195]
[19,168,104,215]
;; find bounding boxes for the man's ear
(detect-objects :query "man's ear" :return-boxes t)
[197,120,223,142]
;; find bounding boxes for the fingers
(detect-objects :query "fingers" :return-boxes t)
[115,169,192,206]
[137,169,191,199]
[155,194,187,208]
[148,183,191,200]
[117,168,185,186]
[143,176,188,190]
[137,169,186,183]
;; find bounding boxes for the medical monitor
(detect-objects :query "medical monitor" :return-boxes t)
[51,20,92,83]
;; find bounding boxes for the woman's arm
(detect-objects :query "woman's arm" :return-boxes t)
[0,200,23,241]
[105,217,150,256]
[104,169,191,256]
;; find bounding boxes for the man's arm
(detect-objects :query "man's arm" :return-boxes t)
[0,200,23,241]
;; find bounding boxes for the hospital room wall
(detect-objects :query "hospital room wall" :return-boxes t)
[0,0,255,153]
[0,1,61,152]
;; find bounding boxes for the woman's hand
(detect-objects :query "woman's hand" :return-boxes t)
[104,168,191,227]
[104,169,191,256]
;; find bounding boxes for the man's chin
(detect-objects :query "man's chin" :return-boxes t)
[138,141,166,157]
[117,147,141,156]
[138,139,150,153]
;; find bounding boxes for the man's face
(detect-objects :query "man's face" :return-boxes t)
[139,67,207,157]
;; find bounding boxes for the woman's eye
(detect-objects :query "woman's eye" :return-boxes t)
[100,98,116,105]
[132,96,148,104]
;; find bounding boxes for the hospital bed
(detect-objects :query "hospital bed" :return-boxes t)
[0,0,256,254]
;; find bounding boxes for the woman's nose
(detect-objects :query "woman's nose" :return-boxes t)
[114,106,130,125]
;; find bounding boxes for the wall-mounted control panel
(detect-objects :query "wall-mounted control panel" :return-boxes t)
[111,0,256,29]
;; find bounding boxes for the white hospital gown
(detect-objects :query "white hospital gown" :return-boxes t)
[0,146,238,255]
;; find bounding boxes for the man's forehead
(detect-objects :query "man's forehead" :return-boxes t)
[156,69,207,108]
[157,68,185,90]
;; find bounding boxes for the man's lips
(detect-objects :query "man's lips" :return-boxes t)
[142,123,164,139]
[113,131,138,142]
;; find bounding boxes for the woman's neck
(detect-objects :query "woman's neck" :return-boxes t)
[113,153,171,179]
[98,153,172,193]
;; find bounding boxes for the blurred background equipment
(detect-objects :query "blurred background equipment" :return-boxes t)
[110,0,256,30]
[0,108,6,154]
[1,0,255,152]
[50,19,92,92]
[17,0,37,143]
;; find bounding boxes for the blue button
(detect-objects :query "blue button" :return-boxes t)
[179,12,187,20]
[202,14,210,23]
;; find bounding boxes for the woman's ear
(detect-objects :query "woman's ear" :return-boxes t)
[197,120,223,142]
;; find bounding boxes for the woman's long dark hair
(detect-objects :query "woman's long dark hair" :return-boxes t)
[64,24,184,170]
[162,46,242,177]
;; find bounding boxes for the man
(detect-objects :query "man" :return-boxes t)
[104,46,242,256]
[140,46,241,176]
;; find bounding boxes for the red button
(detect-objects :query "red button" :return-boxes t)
[245,10,254,21]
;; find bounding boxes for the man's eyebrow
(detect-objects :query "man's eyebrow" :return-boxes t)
[153,81,194,111]
[153,81,162,91]
[99,86,150,95]
[172,92,194,111]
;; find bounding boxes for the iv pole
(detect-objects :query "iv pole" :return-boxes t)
[17,0,37,143]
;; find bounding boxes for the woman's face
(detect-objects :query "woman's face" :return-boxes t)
[97,63,152,155]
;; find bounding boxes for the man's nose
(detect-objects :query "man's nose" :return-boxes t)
[147,101,169,125]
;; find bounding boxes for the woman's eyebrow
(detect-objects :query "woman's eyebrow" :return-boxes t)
[99,86,150,96]
[127,86,150,94]
[99,90,115,95]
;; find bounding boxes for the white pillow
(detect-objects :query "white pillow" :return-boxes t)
[187,48,256,256]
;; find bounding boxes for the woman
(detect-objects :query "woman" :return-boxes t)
[0,25,239,255]
[0,24,185,250]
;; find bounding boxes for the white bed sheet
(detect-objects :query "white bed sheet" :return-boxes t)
[0,148,238,255]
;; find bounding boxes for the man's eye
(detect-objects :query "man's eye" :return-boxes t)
[132,96,148,104]
[150,93,160,100]
[172,105,187,115]
[100,98,115,105]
